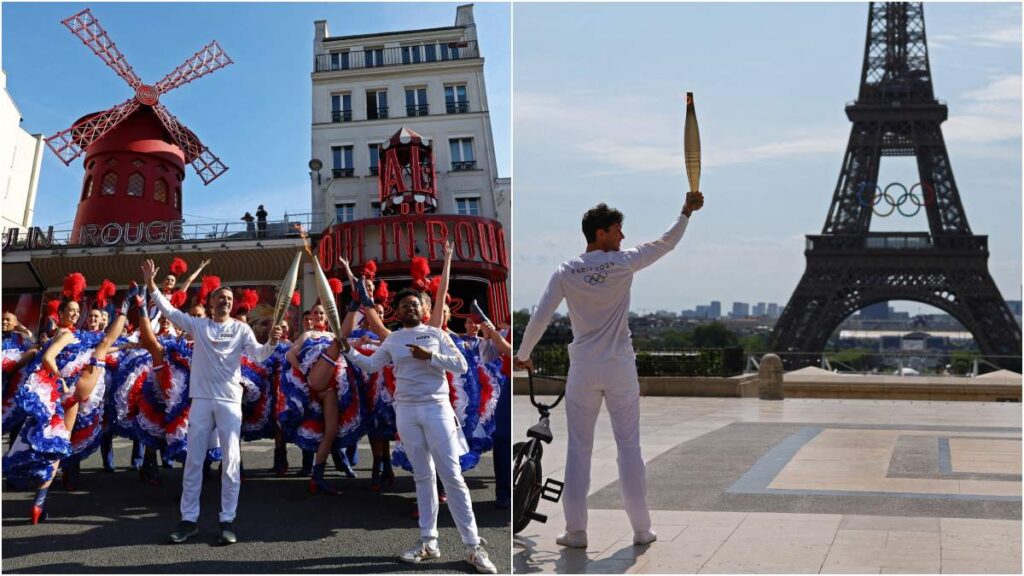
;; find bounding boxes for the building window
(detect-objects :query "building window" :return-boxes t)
[154,179,168,203]
[81,175,93,200]
[331,145,354,177]
[449,138,476,171]
[364,47,384,68]
[335,203,356,223]
[405,88,428,116]
[455,197,481,216]
[367,90,388,120]
[101,171,118,195]
[329,51,350,70]
[127,172,145,197]
[371,202,382,218]
[331,93,352,122]
[401,45,423,64]
[368,143,381,176]
[445,85,469,114]
[424,44,438,62]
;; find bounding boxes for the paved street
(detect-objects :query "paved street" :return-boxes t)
[3,441,509,573]
[513,395,1022,574]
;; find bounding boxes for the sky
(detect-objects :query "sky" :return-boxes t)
[2,1,510,229]
[512,2,1022,316]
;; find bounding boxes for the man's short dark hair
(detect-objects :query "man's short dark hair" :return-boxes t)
[582,203,624,243]
[208,285,233,302]
[395,289,422,305]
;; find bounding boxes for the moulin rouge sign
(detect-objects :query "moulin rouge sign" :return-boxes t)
[319,214,508,272]
[3,220,184,251]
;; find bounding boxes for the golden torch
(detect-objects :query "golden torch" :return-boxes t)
[271,251,303,329]
[311,254,343,335]
[684,92,701,195]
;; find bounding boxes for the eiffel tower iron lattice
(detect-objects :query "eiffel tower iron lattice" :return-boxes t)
[768,2,1021,371]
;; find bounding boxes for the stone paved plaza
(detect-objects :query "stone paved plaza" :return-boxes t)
[513,395,1021,574]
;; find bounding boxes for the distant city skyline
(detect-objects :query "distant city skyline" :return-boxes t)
[513,3,1021,316]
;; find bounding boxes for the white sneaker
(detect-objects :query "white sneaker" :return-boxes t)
[466,542,497,574]
[555,530,588,548]
[633,529,658,545]
[399,541,440,563]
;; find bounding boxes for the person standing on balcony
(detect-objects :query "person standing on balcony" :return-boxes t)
[514,191,704,549]
[256,205,268,239]
[241,212,255,238]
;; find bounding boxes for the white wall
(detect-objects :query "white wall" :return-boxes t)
[0,70,44,230]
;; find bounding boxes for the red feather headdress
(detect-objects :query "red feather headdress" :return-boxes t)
[373,280,390,305]
[237,289,259,314]
[62,272,87,302]
[410,257,431,292]
[95,279,117,308]
[198,275,222,303]
[362,260,377,281]
[169,257,188,277]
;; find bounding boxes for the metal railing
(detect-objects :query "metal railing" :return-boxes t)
[531,346,746,378]
[331,168,355,178]
[331,110,353,123]
[807,234,988,253]
[446,101,470,114]
[314,41,479,73]
[744,350,1022,378]
[368,106,389,120]
[451,161,477,172]
[406,104,429,117]
[3,213,316,251]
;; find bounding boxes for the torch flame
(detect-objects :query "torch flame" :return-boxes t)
[293,223,314,257]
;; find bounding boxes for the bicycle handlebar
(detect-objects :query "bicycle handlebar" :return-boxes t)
[527,368,567,413]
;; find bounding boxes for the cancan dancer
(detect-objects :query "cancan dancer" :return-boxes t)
[515,191,704,548]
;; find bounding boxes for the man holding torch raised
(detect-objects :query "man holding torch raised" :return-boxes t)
[515,94,705,549]
[142,259,281,546]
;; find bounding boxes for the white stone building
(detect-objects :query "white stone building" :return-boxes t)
[309,4,507,234]
[0,69,44,231]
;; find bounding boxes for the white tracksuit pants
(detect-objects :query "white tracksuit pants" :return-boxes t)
[396,401,480,546]
[563,356,651,533]
[180,398,242,523]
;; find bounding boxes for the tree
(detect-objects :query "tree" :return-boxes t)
[692,322,738,348]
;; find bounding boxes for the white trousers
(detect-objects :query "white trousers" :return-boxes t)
[396,401,480,546]
[563,357,651,533]
[180,398,242,523]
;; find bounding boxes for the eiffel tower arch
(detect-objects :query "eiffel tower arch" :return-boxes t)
[769,2,1021,371]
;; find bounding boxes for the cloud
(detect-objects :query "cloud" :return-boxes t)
[945,75,1022,145]
[516,91,847,177]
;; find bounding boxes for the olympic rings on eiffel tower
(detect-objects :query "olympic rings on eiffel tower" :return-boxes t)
[854,182,937,217]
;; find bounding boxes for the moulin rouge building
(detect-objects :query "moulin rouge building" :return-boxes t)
[2,4,510,331]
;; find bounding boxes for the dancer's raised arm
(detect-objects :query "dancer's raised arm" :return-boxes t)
[428,240,454,329]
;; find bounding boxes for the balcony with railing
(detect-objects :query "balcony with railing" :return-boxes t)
[806,233,988,253]
[331,110,353,123]
[332,168,355,178]
[368,106,389,120]
[446,100,470,114]
[406,104,429,117]
[315,41,479,73]
[451,160,477,172]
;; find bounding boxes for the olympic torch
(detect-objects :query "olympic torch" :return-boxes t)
[271,251,303,329]
[311,254,343,336]
[684,92,701,195]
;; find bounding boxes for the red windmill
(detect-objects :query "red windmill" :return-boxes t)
[45,8,232,244]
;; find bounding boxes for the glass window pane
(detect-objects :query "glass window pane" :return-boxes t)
[332,146,342,168]
[332,95,340,111]
[462,140,474,162]
[450,140,460,162]
[425,44,436,62]
[445,86,454,103]
[344,147,353,168]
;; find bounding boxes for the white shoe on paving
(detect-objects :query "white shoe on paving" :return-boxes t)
[633,529,658,545]
[466,541,497,574]
[399,541,440,563]
[555,530,588,548]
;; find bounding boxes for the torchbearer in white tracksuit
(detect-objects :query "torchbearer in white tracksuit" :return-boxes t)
[514,191,704,549]
[142,259,281,546]
[340,288,497,574]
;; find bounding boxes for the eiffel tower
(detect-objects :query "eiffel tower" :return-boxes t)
[769,2,1021,371]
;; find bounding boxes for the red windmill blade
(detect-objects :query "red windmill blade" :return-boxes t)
[44,7,232,184]
[152,103,229,184]
[60,9,143,90]
[154,41,233,95]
